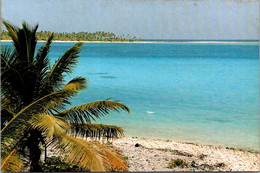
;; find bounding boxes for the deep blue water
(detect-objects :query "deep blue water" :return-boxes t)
[2,42,259,150]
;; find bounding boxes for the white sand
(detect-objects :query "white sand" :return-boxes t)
[112,137,260,171]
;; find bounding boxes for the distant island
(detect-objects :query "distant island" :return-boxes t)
[1,30,141,42]
[1,31,258,44]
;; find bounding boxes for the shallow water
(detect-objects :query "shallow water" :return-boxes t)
[2,42,259,150]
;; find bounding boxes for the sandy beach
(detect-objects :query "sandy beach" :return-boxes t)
[111,137,259,171]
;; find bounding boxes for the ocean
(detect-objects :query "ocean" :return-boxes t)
[2,41,259,151]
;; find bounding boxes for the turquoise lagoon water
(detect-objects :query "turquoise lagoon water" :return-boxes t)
[2,42,259,151]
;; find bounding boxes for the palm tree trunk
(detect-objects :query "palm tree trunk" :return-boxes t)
[27,129,43,172]
[45,143,47,163]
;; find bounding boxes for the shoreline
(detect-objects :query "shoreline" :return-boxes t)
[1,40,259,44]
[112,137,260,171]
[122,135,260,153]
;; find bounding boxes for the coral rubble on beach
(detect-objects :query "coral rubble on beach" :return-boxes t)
[112,137,260,171]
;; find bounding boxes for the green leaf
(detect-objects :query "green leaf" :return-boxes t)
[47,42,84,89]
[58,100,130,123]
[70,123,124,139]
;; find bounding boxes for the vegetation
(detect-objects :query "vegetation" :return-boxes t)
[168,159,189,169]
[1,30,140,42]
[1,21,130,172]
[39,156,86,172]
[123,156,129,161]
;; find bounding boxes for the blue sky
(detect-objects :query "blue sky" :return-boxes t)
[1,0,259,40]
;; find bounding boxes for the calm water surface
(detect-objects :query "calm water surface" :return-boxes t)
[2,42,259,150]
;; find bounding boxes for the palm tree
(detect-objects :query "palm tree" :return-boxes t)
[1,21,130,172]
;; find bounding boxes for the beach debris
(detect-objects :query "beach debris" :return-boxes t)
[168,159,189,169]
[172,150,193,157]
[215,162,225,168]
[158,148,169,152]
[198,154,207,160]
[156,147,192,157]
[135,143,141,147]
[191,161,196,167]
[199,163,214,171]
[226,147,236,150]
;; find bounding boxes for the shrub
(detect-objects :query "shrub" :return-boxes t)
[123,156,129,161]
[39,156,88,172]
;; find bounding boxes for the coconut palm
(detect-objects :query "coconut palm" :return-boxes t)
[1,21,130,172]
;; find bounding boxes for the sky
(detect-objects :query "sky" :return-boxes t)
[1,0,259,40]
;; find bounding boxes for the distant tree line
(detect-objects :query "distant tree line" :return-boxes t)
[1,30,141,42]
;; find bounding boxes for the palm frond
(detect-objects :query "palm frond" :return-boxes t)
[47,42,84,89]
[33,34,53,97]
[1,67,25,94]
[1,46,25,95]
[1,21,40,107]
[1,97,11,111]
[61,77,87,92]
[1,65,26,112]
[55,136,106,171]
[1,97,17,128]
[53,77,87,112]
[29,114,106,171]
[1,89,76,139]
[19,21,38,64]
[1,46,16,69]
[1,149,23,172]
[58,100,130,123]
[28,114,70,140]
[3,20,38,64]
[35,33,53,64]
[2,20,19,44]
[70,123,124,139]
[96,143,128,172]
[1,136,17,154]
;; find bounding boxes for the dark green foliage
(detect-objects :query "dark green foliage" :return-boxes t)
[109,167,126,172]
[168,158,189,169]
[123,156,128,161]
[1,30,140,42]
[60,100,130,124]
[70,123,124,139]
[39,156,88,172]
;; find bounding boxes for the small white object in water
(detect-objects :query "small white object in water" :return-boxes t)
[146,111,154,114]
